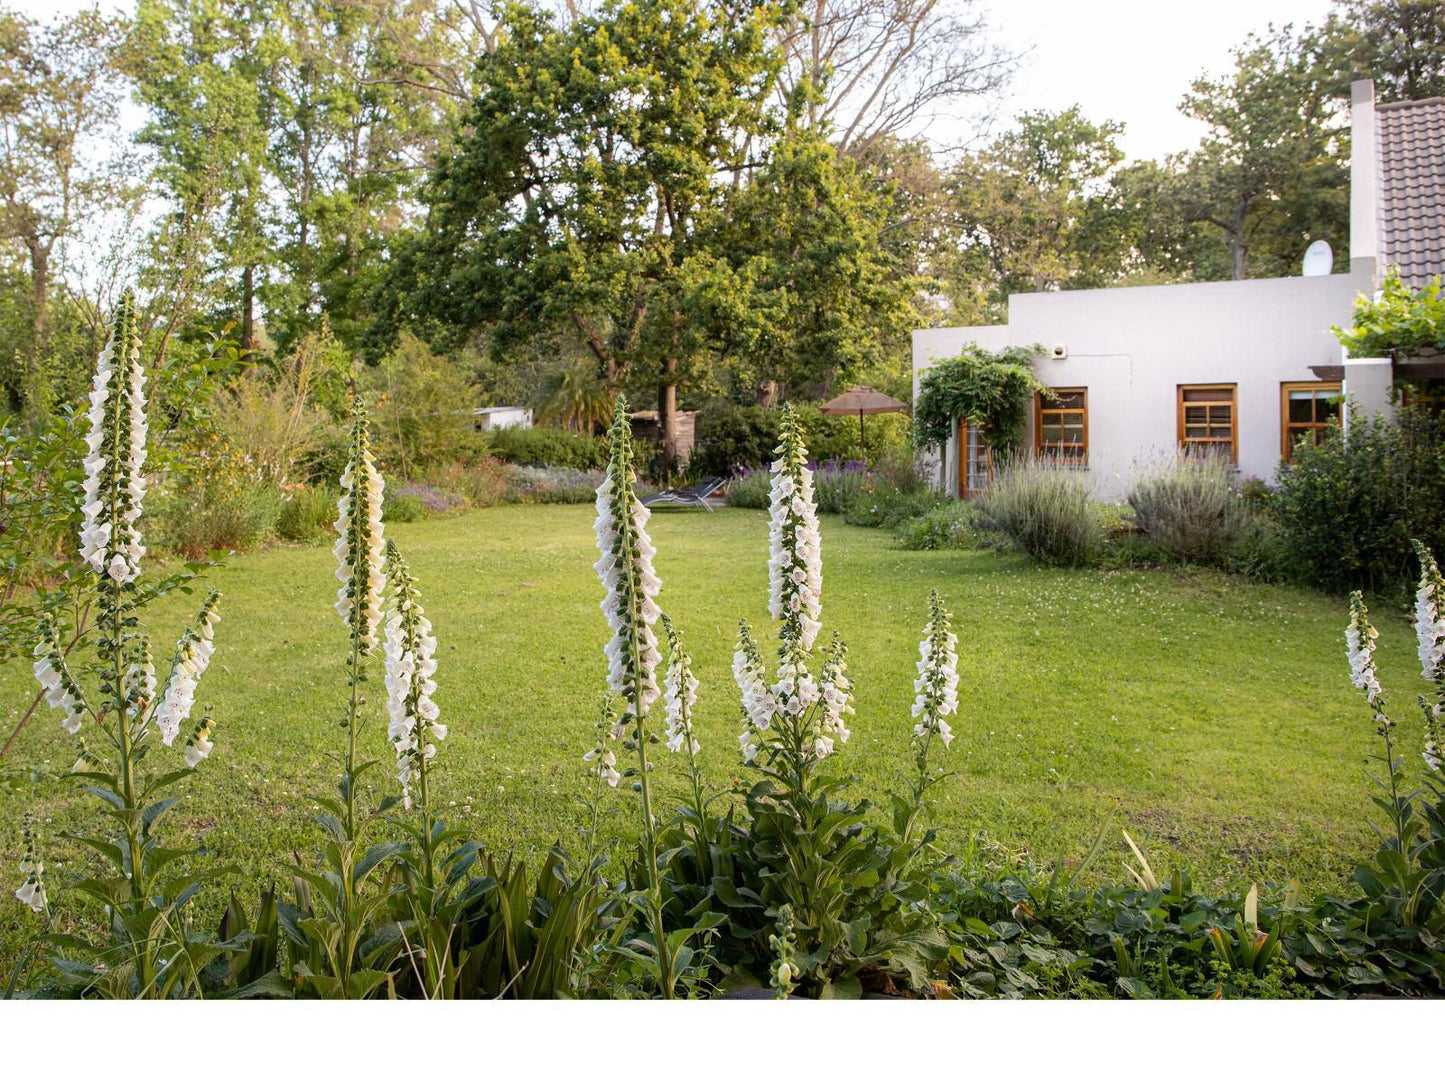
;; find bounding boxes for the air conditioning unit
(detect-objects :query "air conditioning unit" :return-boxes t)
[1050,343,1068,360]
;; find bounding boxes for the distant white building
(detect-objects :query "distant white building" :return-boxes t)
[913,79,1443,500]
[472,406,533,431]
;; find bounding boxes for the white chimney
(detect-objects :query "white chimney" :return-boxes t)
[1349,79,1378,273]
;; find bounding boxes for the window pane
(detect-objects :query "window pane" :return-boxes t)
[1288,394,1316,423]
[1185,425,1208,439]
[1318,395,1342,421]
[1185,406,1208,425]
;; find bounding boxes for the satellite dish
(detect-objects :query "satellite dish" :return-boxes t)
[1302,239,1334,277]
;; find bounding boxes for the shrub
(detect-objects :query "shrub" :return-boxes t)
[842,452,944,528]
[384,492,426,522]
[811,459,869,514]
[364,332,490,475]
[276,483,337,543]
[393,481,467,517]
[1225,515,1293,584]
[490,424,606,470]
[976,457,1099,566]
[1273,406,1445,593]
[506,464,610,504]
[895,501,984,550]
[158,481,283,558]
[1127,452,1249,566]
[420,458,511,508]
[842,485,942,528]
[209,327,339,487]
[690,401,909,478]
[724,467,770,508]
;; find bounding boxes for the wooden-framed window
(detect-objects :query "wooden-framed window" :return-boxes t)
[1035,388,1088,465]
[1177,384,1237,462]
[1400,378,1445,415]
[958,418,992,498]
[1280,381,1342,461]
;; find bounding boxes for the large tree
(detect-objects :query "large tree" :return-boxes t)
[773,0,1015,155]
[126,0,278,351]
[0,6,130,413]
[384,0,787,468]
[1168,27,1348,281]
[1317,0,1445,101]
[128,0,484,355]
[703,125,921,403]
[937,107,1133,316]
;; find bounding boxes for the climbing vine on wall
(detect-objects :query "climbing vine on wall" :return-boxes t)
[913,344,1047,457]
[1334,270,1445,359]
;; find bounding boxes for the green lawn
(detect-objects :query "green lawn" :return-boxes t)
[0,504,1429,969]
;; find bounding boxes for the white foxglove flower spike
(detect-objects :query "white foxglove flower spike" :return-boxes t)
[1346,591,1384,708]
[593,397,662,715]
[1413,540,1445,772]
[817,633,855,757]
[384,542,442,810]
[32,615,88,735]
[767,405,822,651]
[77,292,147,584]
[583,695,623,787]
[183,715,215,769]
[661,614,700,755]
[334,401,386,653]
[1414,540,1445,682]
[155,591,221,746]
[732,619,771,763]
[14,814,46,914]
[911,590,959,752]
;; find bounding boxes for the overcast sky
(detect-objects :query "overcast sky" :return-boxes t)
[983,0,1337,161]
[18,0,1339,163]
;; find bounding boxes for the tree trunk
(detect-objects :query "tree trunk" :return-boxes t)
[658,355,679,475]
[1229,202,1248,280]
[241,264,256,352]
[28,241,47,373]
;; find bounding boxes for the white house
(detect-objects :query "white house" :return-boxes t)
[913,79,1444,500]
[472,406,533,431]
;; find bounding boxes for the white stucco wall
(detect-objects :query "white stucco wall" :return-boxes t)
[473,407,533,430]
[913,268,1375,500]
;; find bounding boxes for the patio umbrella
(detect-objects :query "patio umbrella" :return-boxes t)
[819,386,908,461]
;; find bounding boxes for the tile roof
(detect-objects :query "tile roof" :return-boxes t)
[1376,97,1445,286]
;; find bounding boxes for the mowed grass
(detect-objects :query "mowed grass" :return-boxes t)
[0,504,1430,969]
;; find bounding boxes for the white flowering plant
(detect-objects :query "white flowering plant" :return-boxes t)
[17,294,236,998]
[279,398,411,1000]
[1341,549,1445,934]
[893,589,961,850]
[380,539,491,999]
[588,398,723,998]
[711,406,946,995]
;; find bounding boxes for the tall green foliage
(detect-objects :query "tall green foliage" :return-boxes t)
[913,344,1046,456]
[1273,407,1445,592]
[1335,271,1445,358]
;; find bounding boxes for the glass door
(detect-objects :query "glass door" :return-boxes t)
[958,419,992,498]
